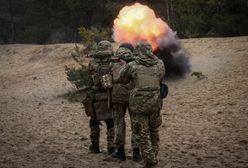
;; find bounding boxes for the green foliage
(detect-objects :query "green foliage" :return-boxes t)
[78,26,112,47]
[66,25,112,91]
[173,0,248,38]
[1,0,247,43]
[65,65,92,90]
[78,27,95,47]
[78,26,112,58]
[65,44,93,90]
[70,45,85,65]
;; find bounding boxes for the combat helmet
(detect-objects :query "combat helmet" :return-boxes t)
[114,43,134,62]
[135,41,153,53]
[119,43,134,52]
[93,40,113,58]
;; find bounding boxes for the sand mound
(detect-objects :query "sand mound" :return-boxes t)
[0,37,248,168]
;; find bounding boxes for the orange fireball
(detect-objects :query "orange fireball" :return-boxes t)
[113,3,172,50]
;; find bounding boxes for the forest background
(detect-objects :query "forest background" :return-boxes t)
[0,0,247,44]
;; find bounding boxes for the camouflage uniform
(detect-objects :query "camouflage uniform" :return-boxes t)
[119,41,165,167]
[87,40,115,154]
[112,46,138,148]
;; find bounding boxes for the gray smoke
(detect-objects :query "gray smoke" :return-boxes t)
[154,36,191,79]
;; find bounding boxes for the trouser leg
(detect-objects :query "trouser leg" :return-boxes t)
[111,103,127,160]
[128,108,139,148]
[113,103,127,148]
[149,112,162,157]
[90,118,100,144]
[150,128,159,156]
[132,113,157,166]
[105,118,115,148]
[89,118,100,153]
[129,108,142,161]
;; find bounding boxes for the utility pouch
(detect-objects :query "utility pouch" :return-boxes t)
[82,96,94,117]
[101,74,113,89]
[160,83,168,99]
[94,101,113,121]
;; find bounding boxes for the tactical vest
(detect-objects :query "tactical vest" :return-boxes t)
[111,62,129,103]
[89,59,113,121]
[91,59,113,91]
[134,65,160,90]
[129,63,162,115]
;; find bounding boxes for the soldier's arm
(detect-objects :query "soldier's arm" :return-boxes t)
[87,60,97,75]
[118,63,133,84]
[158,60,166,81]
[86,60,95,89]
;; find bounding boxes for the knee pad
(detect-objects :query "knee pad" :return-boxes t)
[105,119,114,129]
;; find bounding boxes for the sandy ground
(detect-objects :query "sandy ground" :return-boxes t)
[0,37,248,168]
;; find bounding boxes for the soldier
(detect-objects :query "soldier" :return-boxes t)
[86,40,115,154]
[111,43,142,161]
[118,41,165,168]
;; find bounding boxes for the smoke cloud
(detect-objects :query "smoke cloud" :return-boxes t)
[154,39,191,79]
[113,3,191,79]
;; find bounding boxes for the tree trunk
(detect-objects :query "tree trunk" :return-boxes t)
[170,0,174,28]
[10,16,16,42]
[8,0,16,42]
[165,0,170,24]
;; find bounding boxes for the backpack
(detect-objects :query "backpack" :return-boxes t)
[95,58,113,90]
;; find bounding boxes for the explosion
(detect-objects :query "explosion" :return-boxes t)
[113,3,190,79]
[113,3,175,50]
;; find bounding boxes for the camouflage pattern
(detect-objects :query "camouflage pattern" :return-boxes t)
[112,45,138,148]
[112,103,139,148]
[90,118,115,148]
[119,41,165,166]
[82,95,94,117]
[132,113,162,165]
[106,120,115,148]
[90,119,100,144]
[112,103,127,147]
[92,40,113,58]
[87,60,113,120]
[114,47,135,62]
[148,110,162,156]
[87,59,113,91]
[112,47,134,103]
[87,40,114,148]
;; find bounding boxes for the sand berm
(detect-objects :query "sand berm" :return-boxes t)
[0,37,247,168]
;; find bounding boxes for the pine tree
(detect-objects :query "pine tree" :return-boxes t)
[65,26,112,91]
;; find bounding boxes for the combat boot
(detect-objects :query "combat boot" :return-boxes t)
[111,145,126,161]
[89,142,100,153]
[107,146,115,155]
[132,147,142,161]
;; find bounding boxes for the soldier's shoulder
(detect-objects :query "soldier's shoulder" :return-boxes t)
[87,59,99,71]
[127,60,137,66]
[124,60,138,70]
[154,59,165,72]
[157,59,164,66]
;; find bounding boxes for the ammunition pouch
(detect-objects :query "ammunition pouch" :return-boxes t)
[94,91,108,101]
[136,75,160,88]
[92,90,112,121]
[94,101,113,121]
[160,83,168,99]
[82,96,94,117]
[129,89,162,115]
